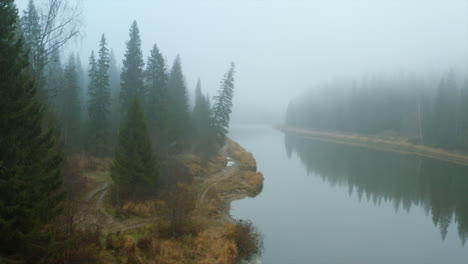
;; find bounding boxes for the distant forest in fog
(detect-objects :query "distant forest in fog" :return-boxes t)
[286,71,468,151]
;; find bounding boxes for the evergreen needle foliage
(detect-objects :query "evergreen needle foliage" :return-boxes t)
[61,53,82,150]
[212,63,236,147]
[192,79,217,156]
[0,1,64,262]
[167,55,190,145]
[112,98,158,200]
[120,21,145,112]
[87,34,111,156]
[145,44,169,145]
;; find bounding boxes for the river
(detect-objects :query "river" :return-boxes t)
[229,124,468,264]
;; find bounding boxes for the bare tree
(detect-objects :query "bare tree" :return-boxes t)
[21,0,83,95]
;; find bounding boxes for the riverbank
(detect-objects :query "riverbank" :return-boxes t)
[196,139,264,224]
[277,126,468,166]
[69,139,263,263]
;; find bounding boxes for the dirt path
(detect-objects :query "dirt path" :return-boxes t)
[75,180,159,234]
[76,145,246,234]
[85,182,110,201]
[197,159,239,210]
[278,126,468,166]
[75,140,258,234]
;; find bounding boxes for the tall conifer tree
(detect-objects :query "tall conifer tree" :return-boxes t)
[212,63,236,147]
[44,50,64,108]
[61,53,82,150]
[109,49,121,146]
[0,1,64,262]
[20,0,44,84]
[120,21,144,112]
[112,98,158,200]
[87,34,111,155]
[192,79,217,156]
[145,44,168,143]
[167,55,190,144]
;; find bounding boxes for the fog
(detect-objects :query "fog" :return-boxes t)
[16,0,468,123]
[6,1,468,263]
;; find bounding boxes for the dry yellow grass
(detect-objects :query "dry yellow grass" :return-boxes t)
[243,171,264,191]
[121,200,166,218]
[70,139,262,263]
[195,226,238,264]
[227,140,256,170]
[205,154,228,175]
[119,235,137,255]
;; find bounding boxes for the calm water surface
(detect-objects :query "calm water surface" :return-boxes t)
[229,125,468,264]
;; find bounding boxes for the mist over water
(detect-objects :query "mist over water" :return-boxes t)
[230,125,468,264]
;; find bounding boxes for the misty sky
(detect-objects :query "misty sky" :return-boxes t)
[16,0,468,123]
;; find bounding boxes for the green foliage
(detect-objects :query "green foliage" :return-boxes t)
[192,79,217,157]
[20,0,45,85]
[44,50,64,108]
[120,21,145,112]
[112,98,158,200]
[212,63,236,147]
[432,70,459,149]
[167,55,190,145]
[145,44,169,145]
[61,53,82,150]
[230,220,263,262]
[87,35,111,156]
[0,1,64,262]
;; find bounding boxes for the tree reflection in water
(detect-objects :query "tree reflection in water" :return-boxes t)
[285,135,468,244]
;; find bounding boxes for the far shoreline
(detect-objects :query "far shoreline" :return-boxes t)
[276,125,468,166]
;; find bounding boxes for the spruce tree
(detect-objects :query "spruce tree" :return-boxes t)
[61,53,82,150]
[434,70,459,149]
[120,20,144,112]
[20,0,44,83]
[0,1,64,262]
[167,55,190,144]
[87,50,98,106]
[87,34,111,155]
[212,63,236,147]
[109,49,121,146]
[109,49,120,96]
[192,78,204,117]
[75,53,86,99]
[111,98,158,200]
[44,50,64,108]
[145,44,168,143]
[192,79,216,156]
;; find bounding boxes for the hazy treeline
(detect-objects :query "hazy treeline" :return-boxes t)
[1,0,237,262]
[285,136,468,243]
[22,0,236,195]
[286,70,468,150]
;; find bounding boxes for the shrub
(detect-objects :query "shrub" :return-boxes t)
[195,227,238,264]
[227,220,263,262]
[243,172,264,197]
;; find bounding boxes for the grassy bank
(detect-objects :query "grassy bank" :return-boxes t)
[65,139,263,264]
[277,126,468,166]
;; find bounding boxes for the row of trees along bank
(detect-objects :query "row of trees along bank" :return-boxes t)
[286,71,468,151]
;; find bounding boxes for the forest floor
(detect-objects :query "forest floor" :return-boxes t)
[73,138,263,235]
[67,139,263,263]
[278,126,468,166]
